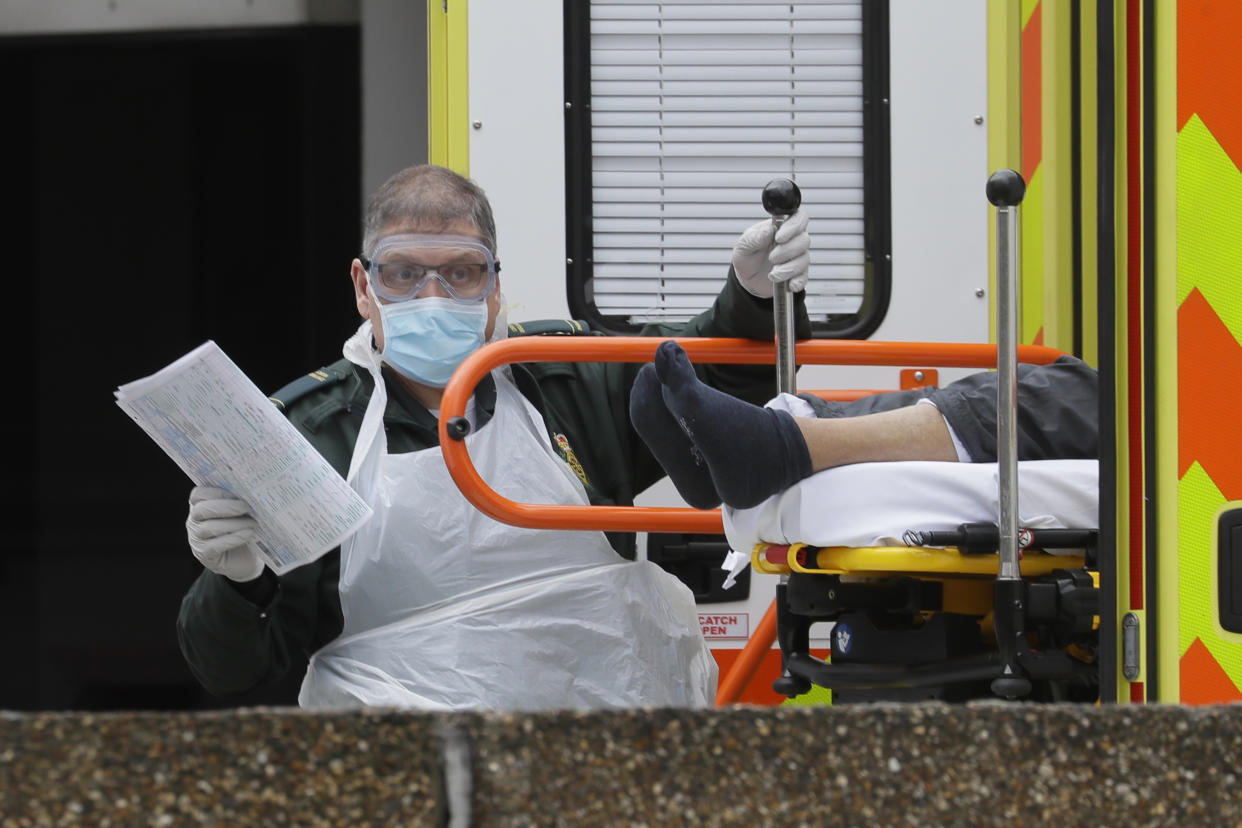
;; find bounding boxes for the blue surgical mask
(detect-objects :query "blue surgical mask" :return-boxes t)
[376,296,489,387]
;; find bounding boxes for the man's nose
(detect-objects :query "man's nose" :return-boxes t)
[415,274,451,300]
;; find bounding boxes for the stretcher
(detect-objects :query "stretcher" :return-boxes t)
[437,170,1100,705]
[435,336,1099,704]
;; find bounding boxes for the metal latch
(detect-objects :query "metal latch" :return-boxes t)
[1122,612,1141,681]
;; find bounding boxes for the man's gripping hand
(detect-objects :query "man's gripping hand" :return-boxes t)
[186,485,266,582]
[731,208,811,299]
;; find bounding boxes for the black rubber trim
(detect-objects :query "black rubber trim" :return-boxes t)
[563,0,593,325]
[1218,509,1242,634]
[1141,0,1159,701]
[1095,0,1118,705]
[1071,0,1084,358]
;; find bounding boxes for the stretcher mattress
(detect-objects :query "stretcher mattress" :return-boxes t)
[722,458,1099,557]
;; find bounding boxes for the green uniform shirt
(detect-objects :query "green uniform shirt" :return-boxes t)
[177,270,809,699]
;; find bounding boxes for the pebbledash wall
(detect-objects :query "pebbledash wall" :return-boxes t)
[3,704,1242,825]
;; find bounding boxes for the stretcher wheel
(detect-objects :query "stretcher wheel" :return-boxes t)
[772,674,811,697]
[991,674,1033,700]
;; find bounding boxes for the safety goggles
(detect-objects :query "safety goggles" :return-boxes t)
[361,234,499,304]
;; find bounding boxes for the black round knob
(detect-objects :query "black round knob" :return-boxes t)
[986,169,1026,207]
[990,674,1032,700]
[762,178,802,217]
[771,674,812,698]
[445,416,472,441]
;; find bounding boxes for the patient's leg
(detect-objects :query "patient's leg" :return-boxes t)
[655,341,812,509]
[653,341,958,509]
[795,403,959,469]
[924,356,1099,462]
[629,362,722,509]
[798,356,1099,462]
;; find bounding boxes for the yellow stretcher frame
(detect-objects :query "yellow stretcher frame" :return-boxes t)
[752,542,1085,579]
[750,542,1093,652]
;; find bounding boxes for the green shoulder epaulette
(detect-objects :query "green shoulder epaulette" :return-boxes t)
[507,319,597,337]
[268,365,349,412]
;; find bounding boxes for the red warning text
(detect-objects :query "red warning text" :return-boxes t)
[698,613,749,639]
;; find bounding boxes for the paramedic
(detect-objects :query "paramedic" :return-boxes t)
[630,340,1099,511]
[177,164,813,710]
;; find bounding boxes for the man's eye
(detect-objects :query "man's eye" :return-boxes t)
[445,265,474,282]
[388,266,421,282]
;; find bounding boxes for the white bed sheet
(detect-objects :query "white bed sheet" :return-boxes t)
[722,458,1099,557]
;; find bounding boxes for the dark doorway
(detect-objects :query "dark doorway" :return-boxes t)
[0,25,361,711]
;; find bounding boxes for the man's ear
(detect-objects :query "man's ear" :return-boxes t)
[351,259,372,318]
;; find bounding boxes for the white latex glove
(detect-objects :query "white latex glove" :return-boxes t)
[731,208,811,299]
[185,485,266,582]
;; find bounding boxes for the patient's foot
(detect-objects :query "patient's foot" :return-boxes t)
[629,362,722,509]
[655,340,812,509]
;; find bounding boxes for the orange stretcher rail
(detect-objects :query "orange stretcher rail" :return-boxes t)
[438,335,1066,532]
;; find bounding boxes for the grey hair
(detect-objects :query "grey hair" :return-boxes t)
[361,165,498,259]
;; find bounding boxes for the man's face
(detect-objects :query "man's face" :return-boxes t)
[351,220,502,353]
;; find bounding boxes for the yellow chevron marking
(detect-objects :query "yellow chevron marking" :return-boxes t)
[1178,464,1242,678]
[1020,162,1046,345]
[1021,0,1040,29]
[1177,114,1242,341]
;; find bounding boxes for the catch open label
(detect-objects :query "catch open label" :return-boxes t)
[699,613,749,639]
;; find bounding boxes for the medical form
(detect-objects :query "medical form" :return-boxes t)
[115,341,373,574]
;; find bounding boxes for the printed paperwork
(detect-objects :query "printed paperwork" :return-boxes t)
[115,341,372,574]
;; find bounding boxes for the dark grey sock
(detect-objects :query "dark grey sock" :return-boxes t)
[629,362,722,509]
[655,340,813,510]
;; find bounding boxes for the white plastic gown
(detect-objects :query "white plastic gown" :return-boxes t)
[299,322,716,711]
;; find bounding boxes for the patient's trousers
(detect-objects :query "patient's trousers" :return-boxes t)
[799,355,1099,463]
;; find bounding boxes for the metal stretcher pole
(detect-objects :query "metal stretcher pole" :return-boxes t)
[992,170,1023,581]
[713,179,805,704]
[759,178,814,700]
[986,168,1032,700]
[762,178,803,395]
